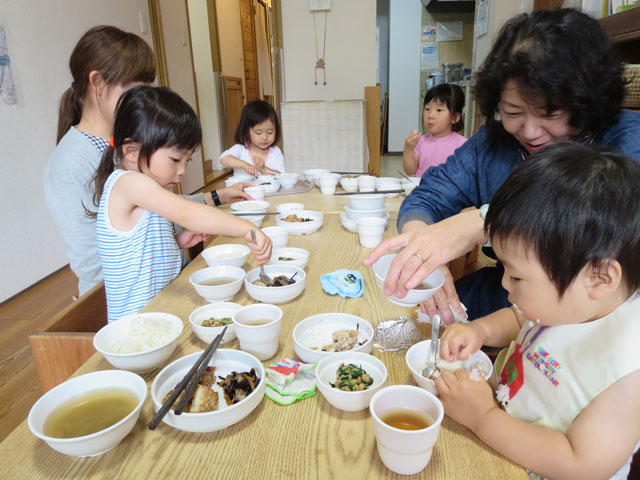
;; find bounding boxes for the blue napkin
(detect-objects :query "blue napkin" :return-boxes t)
[321,270,364,298]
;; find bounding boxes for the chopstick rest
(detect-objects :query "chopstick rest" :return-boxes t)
[148,327,227,430]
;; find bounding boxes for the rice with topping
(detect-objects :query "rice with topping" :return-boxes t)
[109,316,180,353]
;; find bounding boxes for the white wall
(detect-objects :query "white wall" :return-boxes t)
[387,0,422,152]
[472,0,533,71]
[188,0,223,177]
[281,0,377,101]
[159,0,204,194]
[0,0,151,302]
[216,0,245,87]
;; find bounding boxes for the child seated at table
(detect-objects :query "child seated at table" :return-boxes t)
[219,100,285,178]
[89,86,272,323]
[435,142,640,479]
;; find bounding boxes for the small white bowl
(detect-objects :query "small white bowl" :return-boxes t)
[401,181,417,195]
[405,341,493,396]
[230,200,270,213]
[243,185,265,201]
[224,177,247,188]
[340,176,359,192]
[245,265,306,304]
[344,204,388,220]
[372,254,445,307]
[275,210,324,235]
[189,266,246,303]
[303,168,329,183]
[244,214,265,227]
[202,244,250,268]
[341,212,389,233]
[377,182,401,198]
[150,349,265,433]
[262,181,280,194]
[188,302,242,345]
[261,226,289,249]
[269,247,310,269]
[292,313,374,364]
[93,312,183,373]
[275,173,299,188]
[28,370,147,457]
[258,174,276,184]
[277,202,305,214]
[316,352,388,411]
[347,193,387,210]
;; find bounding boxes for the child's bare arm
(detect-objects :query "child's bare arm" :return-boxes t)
[220,155,258,176]
[440,307,522,361]
[403,131,421,175]
[452,369,640,480]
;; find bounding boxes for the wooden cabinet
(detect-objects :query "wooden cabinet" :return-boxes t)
[599,7,640,64]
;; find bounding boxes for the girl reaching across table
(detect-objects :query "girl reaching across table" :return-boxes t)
[89,86,271,323]
[43,26,253,297]
[364,8,640,324]
[220,100,285,177]
[435,142,640,480]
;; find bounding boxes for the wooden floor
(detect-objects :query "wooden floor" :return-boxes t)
[0,267,77,440]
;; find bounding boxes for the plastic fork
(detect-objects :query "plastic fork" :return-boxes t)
[250,229,273,286]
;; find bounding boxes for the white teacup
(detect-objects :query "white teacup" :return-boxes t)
[244,185,265,201]
[320,183,336,195]
[357,217,385,248]
[358,175,377,192]
[261,226,289,249]
[232,304,283,360]
[369,385,444,475]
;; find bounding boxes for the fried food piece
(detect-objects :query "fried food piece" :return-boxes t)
[322,329,359,352]
[189,385,219,413]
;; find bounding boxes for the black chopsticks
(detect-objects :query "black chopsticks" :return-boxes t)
[330,171,370,175]
[148,327,227,430]
[230,212,280,216]
[333,189,404,196]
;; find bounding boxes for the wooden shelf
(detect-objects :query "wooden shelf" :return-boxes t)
[599,7,640,63]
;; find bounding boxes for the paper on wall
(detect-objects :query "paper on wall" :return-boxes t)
[420,43,439,71]
[437,21,463,42]
[422,25,436,42]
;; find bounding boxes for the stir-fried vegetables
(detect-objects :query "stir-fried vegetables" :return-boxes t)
[201,317,232,327]
[330,363,373,391]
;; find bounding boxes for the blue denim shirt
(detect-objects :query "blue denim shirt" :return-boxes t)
[398,110,640,230]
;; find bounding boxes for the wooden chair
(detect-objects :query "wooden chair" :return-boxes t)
[28,281,107,393]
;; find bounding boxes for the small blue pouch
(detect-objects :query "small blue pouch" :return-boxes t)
[320,269,364,298]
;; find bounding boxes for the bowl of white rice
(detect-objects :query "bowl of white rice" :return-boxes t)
[93,312,183,373]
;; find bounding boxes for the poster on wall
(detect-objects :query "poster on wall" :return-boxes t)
[476,0,489,38]
[422,25,436,42]
[437,21,463,42]
[420,43,439,70]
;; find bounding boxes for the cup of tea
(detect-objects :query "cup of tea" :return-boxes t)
[369,385,444,475]
[232,304,283,360]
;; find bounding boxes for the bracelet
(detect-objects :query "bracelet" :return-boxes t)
[211,190,222,206]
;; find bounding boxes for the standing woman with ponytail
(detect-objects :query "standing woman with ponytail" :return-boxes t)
[43,26,156,296]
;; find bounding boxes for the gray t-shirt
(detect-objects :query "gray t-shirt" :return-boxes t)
[43,127,205,295]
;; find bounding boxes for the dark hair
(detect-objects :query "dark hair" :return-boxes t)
[473,8,626,141]
[57,26,156,143]
[233,100,280,147]
[87,86,202,218]
[424,83,465,133]
[485,142,640,296]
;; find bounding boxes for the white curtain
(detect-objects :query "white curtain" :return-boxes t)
[255,5,274,97]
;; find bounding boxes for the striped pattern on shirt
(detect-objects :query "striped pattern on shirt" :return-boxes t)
[96,169,181,323]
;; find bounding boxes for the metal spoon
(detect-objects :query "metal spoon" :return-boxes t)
[250,229,273,286]
[422,314,441,378]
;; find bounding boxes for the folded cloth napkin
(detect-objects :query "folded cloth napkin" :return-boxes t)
[321,269,364,298]
[265,358,316,405]
[416,302,469,324]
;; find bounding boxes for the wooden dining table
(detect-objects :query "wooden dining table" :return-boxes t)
[0,185,527,479]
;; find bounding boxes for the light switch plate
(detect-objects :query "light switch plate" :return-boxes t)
[309,0,331,11]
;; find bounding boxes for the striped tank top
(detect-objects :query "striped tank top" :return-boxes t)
[96,169,181,323]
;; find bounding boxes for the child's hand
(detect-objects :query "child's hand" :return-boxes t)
[243,162,258,177]
[253,155,266,170]
[434,369,497,432]
[217,183,253,203]
[439,322,486,361]
[404,130,421,150]
[175,229,209,249]
[244,228,272,265]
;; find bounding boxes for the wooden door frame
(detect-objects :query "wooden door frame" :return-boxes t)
[147,0,224,191]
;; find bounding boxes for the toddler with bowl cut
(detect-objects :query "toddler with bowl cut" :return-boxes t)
[434,142,640,480]
[89,86,271,323]
[403,83,467,179]
[219,100,285,178]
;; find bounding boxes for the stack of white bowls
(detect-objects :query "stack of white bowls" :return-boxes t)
[376,177,402,198]
[340,194,389,248]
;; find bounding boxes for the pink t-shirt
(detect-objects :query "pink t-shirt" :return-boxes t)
[413,132,467,178]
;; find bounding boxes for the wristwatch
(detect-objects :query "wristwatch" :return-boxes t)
[211,190,222,206]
